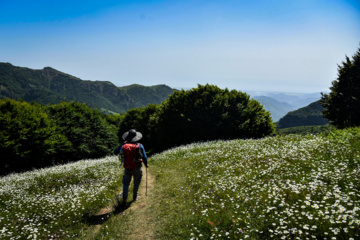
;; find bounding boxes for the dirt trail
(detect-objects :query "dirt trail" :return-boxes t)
[126,168,155,240]
[93,167,155,239]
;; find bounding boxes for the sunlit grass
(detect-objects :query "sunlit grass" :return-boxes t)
[149,131,360,239]
[0,156,122,239]
[1,129,360,239]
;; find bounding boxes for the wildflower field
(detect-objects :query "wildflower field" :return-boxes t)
[1,129,360,239]
[148,129,360,239]
[0,156,122,239]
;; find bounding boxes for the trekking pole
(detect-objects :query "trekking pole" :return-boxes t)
[146,167,148,196]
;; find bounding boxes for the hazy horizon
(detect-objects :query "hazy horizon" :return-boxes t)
[1,0,359,93]
[1,60,333,95]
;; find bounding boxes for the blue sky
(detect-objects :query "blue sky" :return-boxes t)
[1,0,359,93]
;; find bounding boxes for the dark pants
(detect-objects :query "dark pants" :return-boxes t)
[122,167,142,201]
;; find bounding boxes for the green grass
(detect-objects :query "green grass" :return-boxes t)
[1,129,360,239]
[147,130,360,239]
[0,157,122,239]
[97,129,360,239]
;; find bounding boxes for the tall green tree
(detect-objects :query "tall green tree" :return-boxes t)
[0,99,70,174]
[46,101,118,161]
[321,45,360,128]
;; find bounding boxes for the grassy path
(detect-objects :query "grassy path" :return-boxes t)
[84,158,191,240]
[85,167,157,240]
[126,168,155,240]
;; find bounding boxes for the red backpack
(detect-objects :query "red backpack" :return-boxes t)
[121,143,143,169]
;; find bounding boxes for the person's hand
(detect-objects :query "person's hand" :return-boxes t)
[146,164,149,168]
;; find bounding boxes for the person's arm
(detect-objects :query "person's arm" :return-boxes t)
[140,144,149,167]
[114,143,124,155]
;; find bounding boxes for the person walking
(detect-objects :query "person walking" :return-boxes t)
[114,129,149,205]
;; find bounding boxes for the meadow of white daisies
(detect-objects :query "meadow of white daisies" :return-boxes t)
[149,129,360,239]
[0,157,122,239]
[1,128,360,239]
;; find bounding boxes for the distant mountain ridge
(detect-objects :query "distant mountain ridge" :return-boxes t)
[252,96,294,122]
[276,100,328,128]
[249,91,323,122]
[0,62,175,113]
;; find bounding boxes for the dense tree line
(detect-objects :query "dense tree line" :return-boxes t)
[0,99,120,175]
[46,102,118,160]
[277,125,331,135]
[118,84,276,153]
[1,84,276,175]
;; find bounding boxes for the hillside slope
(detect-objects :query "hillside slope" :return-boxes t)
[0,62,175,113]
[1,130,360,239]
[277,100,328,128]
[252,96,295,121]
[249,91,323,122]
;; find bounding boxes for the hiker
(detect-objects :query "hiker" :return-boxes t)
[114,129,149,204]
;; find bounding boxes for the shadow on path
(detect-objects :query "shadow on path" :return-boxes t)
[82,168,155,239]
[83,197,138,226]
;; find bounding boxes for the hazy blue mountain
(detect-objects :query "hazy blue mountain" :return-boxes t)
[248,90,324,121]
[0,62,175,114]
[252,96,295,122]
